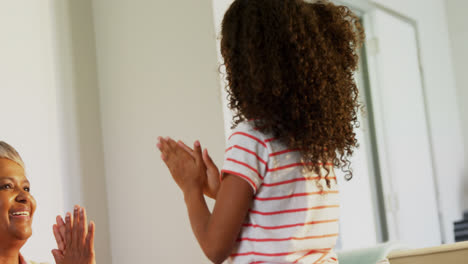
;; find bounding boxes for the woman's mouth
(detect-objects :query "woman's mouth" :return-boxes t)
[9,211,31,220]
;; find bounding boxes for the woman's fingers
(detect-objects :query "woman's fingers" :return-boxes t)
[53,223,65,251]
[56,205,95,264]
[56,215,66,240]
[55,215,66,251]
[72,205,80,247]
[65,212,73,249]
[85,221,96,253]
[77,207,87,247]
[81,207,88,236]
[51,249,64,264]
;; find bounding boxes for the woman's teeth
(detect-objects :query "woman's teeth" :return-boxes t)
[11,211,29,216]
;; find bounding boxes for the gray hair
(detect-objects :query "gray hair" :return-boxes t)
[0,141,25,169]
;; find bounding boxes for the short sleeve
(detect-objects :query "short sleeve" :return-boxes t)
[221,124,269,193]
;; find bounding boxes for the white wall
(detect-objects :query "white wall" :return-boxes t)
[91,1,226,263]
[446,0,468,213]
[1,1,112,263]
[52,0,112,262]
[211,0,236,138]
[0,1,66,262]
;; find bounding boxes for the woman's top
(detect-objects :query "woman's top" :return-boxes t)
[222,121,340,264]
[19,254,49,264]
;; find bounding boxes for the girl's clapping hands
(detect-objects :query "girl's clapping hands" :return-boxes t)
[157,137,208,196]
[176,140,220,199]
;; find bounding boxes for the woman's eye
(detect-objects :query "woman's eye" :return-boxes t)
[1,184,13,190]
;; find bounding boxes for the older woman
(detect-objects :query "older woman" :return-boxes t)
[0,141,95,264]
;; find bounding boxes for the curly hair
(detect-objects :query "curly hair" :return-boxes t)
[220,0,365,181]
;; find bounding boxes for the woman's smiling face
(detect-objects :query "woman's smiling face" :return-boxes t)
[0,158,36,242]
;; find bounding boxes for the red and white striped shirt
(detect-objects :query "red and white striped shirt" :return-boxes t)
[222,121,339,264]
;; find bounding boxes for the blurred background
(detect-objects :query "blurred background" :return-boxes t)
[0,0,466,263]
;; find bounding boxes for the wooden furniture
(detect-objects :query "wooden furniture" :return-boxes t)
[388,241,468,264]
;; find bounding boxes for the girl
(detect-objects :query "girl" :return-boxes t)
[157,0,363,263]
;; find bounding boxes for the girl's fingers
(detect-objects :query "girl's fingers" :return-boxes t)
[53,224,65,251]
[178,140,195,158]
[193,140,203,165]
[163,137,172,149]
[85,221,96,253]
[157,137,170,155]
[156,139,165,155]
[157,137,167,149]
[65,212,73,249]
[167,138,189,163]
[167,138,178,150]
[203,148,218,170]
[156,137,163,146]
[158,137,179,162]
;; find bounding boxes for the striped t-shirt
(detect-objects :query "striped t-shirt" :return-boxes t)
[221,121,339,264]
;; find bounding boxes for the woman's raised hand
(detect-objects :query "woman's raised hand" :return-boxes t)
[52,205,96,264]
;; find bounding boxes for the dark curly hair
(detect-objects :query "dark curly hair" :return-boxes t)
[220,0,365,180]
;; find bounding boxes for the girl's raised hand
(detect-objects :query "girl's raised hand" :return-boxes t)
[177,140,220,199]
[157,137,207,195]
[52,205,96,264]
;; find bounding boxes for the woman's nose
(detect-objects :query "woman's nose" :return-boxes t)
[15,189,29,203]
